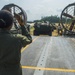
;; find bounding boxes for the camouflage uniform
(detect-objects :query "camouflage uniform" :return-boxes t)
[0,26,32,75]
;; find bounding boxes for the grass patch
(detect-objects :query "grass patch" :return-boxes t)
[30,26,34,35]
[52,30,58,36]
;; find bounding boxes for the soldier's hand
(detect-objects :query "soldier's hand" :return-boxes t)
[14,13,24,26]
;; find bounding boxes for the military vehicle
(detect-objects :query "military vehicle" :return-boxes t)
[61,2,75,35]
[33,22,53,36]
[1,3,28,34]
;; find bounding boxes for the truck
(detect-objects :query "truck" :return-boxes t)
[33,22,53,36]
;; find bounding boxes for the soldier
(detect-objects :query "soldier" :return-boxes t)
[0,10,32,75]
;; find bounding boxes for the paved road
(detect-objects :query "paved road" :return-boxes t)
[21,36,75,75]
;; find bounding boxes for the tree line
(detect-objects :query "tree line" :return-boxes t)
[27,15,70,24]
[33,15,67,23]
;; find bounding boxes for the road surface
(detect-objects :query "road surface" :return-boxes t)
[21,36,75,75]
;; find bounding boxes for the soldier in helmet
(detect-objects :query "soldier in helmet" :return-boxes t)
[0,10,32,75]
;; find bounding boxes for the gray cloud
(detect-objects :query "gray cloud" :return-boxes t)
[0,0,75,21]
[3,0,9,1]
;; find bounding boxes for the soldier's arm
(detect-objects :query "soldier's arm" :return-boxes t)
[16,25,32,47]
[14,13,32,46]
[21,25,32,42]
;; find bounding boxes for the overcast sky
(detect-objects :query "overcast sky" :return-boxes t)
[0,0,75,21]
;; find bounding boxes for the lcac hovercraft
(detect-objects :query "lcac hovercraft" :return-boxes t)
[1,3,28,34]
[61,2,75,35]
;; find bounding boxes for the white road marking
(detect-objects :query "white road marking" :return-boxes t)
[33,37,52,75]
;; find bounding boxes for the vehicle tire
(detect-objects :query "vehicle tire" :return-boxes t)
[33,30,39,36]
[49,31,52,36]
